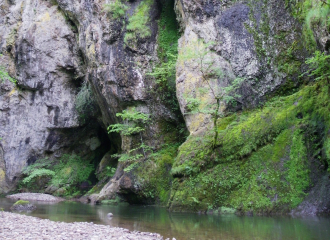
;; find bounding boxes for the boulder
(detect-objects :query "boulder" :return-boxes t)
[10,200,36,212]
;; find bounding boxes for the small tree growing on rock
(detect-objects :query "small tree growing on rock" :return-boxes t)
[178,39,243,148]
[108,107,152,172]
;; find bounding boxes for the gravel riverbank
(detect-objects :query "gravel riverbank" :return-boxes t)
[6,193,64,202]
[0,212,167,240]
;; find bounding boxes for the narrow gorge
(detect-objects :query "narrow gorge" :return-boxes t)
[1,0,330,216]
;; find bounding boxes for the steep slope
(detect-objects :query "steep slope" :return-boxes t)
[168,0,330,215]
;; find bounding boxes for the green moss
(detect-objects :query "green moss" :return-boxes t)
[0,66,16,84]
[124,0,153,46]
[101,197,120,205]
[134,143,179,205]
[148,0,180,112]
[103,0,128,20]
[170,80,330,213]
[285,0,330,52]
[14,200,30,205]
[19,154,94,196]
[217,114,237,131]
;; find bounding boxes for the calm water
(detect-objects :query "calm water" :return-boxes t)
[1,198,329,240]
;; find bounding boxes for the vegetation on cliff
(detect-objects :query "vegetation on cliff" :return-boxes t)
[0,65,16,83]
[19,155,94,198]
[170,79,330,213]
[9,0,330,216]
[167,0,330,214]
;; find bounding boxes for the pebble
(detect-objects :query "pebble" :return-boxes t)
[0,212,164,240]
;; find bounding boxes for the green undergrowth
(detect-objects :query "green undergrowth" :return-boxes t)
[148,0,180,111]
[103,0,128,20]
[19,154,94,197]
[0,66,16,83]
[169,80,330,213]
[286,0,330,51]
[75,81,99,124]
[124,0,153,46]
[134,143,180,205]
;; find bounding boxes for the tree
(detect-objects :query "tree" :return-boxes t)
[107,107,152,172]
[178,39,243,148]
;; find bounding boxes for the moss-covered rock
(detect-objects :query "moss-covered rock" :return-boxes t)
[169,81,330,214]
[11,200,37,212]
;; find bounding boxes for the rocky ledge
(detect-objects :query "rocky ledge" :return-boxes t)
[6,193,64,202]
[0,212,165,240]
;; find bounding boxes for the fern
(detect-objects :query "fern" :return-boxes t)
[124,0,153,44]
[75,82,98,123]
[108,108,150,135]
[103,0,128,20]
[305,50,330,81]
[22,169,55,184]
[20,154,94,194]
[108,108,151,172]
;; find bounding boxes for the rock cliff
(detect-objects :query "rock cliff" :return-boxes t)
[0,0,181,201]
[1,0,330,215]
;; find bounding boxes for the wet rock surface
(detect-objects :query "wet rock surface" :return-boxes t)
[10,202,36,212]
[0,211,164,240]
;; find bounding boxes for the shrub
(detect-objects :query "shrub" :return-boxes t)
[103,0,128,20]
[305,50,330,81]
[22,169,55,185]
[51,154,94,188]
[124,0,153,44]
[108,107,151,172]
[20,154,95,195]
[75,82,98,123]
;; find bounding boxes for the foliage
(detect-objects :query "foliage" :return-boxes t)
[51,154,94,188]
[108,108,151,172]
[0,66,16,83]
[178,38,243,147]
[20,154,95,196]
[135,143,179,204]
[75,82,98,124]
[148,0,180,112]
[105,166,116,178]
[108,108,150,136]
[103,0,128,20]
[124,0,153,44]
[22,169,55,185]
[305,50,330,81]
[170,79,330,213]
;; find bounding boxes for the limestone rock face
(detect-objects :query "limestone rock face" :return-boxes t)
[169,0,330,215]
[52,0,181,202]
[0,0,104,192]
[0,0,180,198]
[174,0,305,133]
[1,0,329,215]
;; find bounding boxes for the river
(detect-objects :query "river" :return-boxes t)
[0,198,329,240]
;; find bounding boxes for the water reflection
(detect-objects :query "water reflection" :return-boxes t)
[1,198,329,240]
